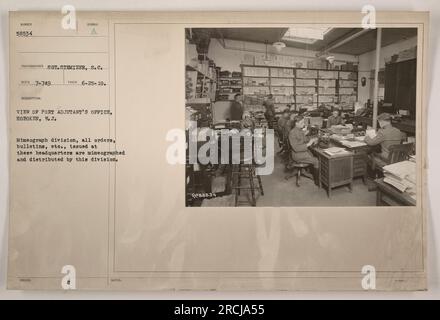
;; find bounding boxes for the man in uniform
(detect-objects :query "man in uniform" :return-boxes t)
[230,93,243,121]
[327,109,344,127]
[365,112,406,184]
[289,115,319,185]
[365,113,406,161]
[277,108,291,153]
[263,94,276,129]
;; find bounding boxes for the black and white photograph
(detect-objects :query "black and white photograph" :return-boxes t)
[185,27,418,207]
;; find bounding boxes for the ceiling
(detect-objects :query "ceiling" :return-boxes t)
[194,27,417,56]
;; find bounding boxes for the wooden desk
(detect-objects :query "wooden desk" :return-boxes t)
[313,148,354,198]
[330,138,371,183]
[375,178,416,206]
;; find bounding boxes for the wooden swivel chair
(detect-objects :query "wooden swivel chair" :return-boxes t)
[372,142,414,175]
[284,136,313,187]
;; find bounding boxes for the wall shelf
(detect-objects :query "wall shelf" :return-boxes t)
[216,69,242,102]
[241,64,358,113]
[186,64,217,82]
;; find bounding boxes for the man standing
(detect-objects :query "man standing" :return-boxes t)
[263,94,276,128]
[230,93,243,121]
[277,108,290,152]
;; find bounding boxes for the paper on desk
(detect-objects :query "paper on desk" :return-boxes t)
[382,161,416,195]
[384,177,408,192]
[340,140,367,148]
[383,160,416,181]
[325,147,346,153]
[324,147,349,156]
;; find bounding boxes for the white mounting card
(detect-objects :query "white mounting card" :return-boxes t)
[8,11,428,290]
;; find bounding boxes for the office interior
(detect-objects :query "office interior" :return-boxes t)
[185,27,417,207]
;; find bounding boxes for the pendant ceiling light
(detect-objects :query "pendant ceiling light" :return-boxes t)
[272,41,286,52]
[326,55,335,64]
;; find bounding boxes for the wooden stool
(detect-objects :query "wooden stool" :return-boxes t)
[232,163,264,207]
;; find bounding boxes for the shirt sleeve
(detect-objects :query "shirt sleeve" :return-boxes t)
[365,130,385,146]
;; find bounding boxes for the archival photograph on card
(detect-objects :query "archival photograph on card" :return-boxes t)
[185,27,418,207]
[7,11,428,291]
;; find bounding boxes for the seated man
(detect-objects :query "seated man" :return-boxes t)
[288,115,319,185]
[327,109,344,127]
[365,112,406,175]
[317,103,331,117]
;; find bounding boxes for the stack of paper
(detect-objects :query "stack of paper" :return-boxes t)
[324,147,350,156]
[340,140,367,148]
[329,125,352,135]
[382,160,416,197]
